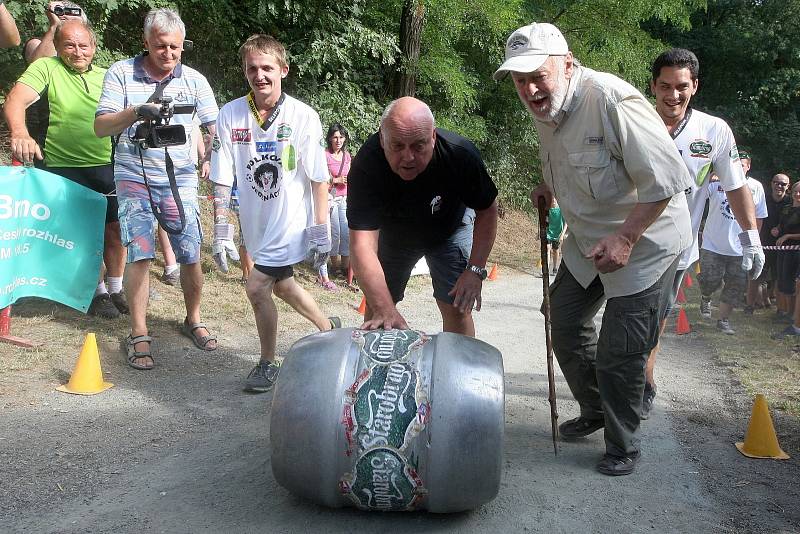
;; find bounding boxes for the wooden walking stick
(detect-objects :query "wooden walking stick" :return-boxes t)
[537,196,559,455]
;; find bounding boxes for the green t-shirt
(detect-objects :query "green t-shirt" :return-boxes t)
[18,57,111,167]
[546,206,564,242]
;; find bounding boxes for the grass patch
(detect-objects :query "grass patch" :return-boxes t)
[681,274,800,416]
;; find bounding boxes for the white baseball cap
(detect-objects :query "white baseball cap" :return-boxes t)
[493,23,569,81]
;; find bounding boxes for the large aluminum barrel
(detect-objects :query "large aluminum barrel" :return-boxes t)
[270,328,504,513]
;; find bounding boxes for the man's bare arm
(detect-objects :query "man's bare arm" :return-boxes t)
[0,2,21,48]
[4,83,44,163]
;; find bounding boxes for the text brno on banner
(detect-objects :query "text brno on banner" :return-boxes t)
[0,166,105,312]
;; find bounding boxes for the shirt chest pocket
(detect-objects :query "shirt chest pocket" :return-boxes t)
[567,149,618,202]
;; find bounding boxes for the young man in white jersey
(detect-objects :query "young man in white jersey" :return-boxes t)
[642,48,764,417]
[210,34,339,392]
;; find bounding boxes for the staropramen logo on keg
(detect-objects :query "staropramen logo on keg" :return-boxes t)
[357,329,425,365]
[353,361,419,450]
[339,447,425,511]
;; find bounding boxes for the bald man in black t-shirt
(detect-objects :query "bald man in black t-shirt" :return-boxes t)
[347,97,498,335]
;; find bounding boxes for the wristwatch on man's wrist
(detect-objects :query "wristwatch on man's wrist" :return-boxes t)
[466,264,488,280]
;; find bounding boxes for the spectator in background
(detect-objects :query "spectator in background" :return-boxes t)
[326,123,352,283]
[761,173,792,312]
[25,2,86,63]
[739,154,767,313]
[0,0,21,48]
[4,19,127,318]
[698,173,767,334]
[544,196,566,276]
[22,3,88,159]
[772,181,800,332]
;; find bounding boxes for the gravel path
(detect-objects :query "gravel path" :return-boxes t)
[1,270,798,533]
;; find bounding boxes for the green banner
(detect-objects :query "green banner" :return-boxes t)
[0,166,106,312]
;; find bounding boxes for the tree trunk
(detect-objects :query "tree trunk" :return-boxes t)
[394,0,425,98]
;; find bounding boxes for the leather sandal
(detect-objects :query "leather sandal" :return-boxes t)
[126,334,154,370]
[180,319,218,351]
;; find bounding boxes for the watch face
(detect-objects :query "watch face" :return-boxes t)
[469,265,487,279]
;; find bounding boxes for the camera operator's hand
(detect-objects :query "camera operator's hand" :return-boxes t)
[10,133,43,165]
[134,103,162,121]
[306,223,331,270]
[46,2,63,26]
[212,222,239,273]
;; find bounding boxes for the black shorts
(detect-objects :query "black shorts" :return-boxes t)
[254,264,294,282]
[378,224,473,305]
[42,164,117,224]
[547,239,561,250]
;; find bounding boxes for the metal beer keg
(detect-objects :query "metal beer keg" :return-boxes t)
[270,328,504,513]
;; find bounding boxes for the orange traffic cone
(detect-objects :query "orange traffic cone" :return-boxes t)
[684,273,694,288]
[676,287,687,304]
[487,264,498,281]
[735,394,790,459]
[675,308,691,334]
[57,333,113,395]
[356,297,366,315]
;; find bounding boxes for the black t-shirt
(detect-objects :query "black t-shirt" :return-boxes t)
[762,194,791,245]
[778,204,800,245]
[347,128,497,246]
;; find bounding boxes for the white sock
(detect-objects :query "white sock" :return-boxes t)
[165,264,179,275]
[107,276,123,294]
[95,281,108,297]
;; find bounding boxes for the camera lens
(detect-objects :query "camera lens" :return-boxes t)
[53,5,64,16]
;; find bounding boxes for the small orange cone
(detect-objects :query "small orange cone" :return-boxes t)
[675,308,691,334]
[487,264,498,281]
[684,273,694,288]
[356,297,366,315]
[57,333,113,395]
[735,394,790,459]
[676,287,687,304]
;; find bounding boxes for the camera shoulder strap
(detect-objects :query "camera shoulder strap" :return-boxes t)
[138,74,186,235]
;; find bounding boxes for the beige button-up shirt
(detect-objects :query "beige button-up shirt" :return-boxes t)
[537,66,692,297]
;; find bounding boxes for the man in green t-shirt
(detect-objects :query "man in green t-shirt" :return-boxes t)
[3,19,127,319]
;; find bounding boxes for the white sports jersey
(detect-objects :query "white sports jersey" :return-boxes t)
[702,177,768,256]
[211,94,328,266]
[672,108,747,268]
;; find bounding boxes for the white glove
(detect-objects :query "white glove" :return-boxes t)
[739,229,765,280]
[134,103,162,120]
[212,223,239,273]
[306,223,331,270]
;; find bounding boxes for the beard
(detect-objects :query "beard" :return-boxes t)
[533,70,569,123]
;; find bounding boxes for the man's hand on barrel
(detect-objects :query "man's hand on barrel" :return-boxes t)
[360,304,409,331]
[449,271,482,314]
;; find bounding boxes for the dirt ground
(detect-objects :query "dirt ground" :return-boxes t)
[1,268,799,533]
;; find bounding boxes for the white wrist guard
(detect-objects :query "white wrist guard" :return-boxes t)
[738,229,761,247]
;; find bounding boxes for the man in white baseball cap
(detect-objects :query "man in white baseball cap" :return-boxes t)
[497,22,693,476]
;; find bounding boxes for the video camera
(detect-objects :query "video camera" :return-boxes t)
[131,97,195,149]
[51,5,82,17]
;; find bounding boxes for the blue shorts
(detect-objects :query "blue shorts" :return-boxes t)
[117,180,203,264]
[378,223,473,305]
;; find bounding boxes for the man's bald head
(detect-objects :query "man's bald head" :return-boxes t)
[54,19,96,73]
[379,97,437,181]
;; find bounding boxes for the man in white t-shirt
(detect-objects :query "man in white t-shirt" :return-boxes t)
[642,49,763,417]
[210,34,339,393]
[699,171,767,334]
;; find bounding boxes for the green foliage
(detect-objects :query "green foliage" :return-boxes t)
[7,0,796,206]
